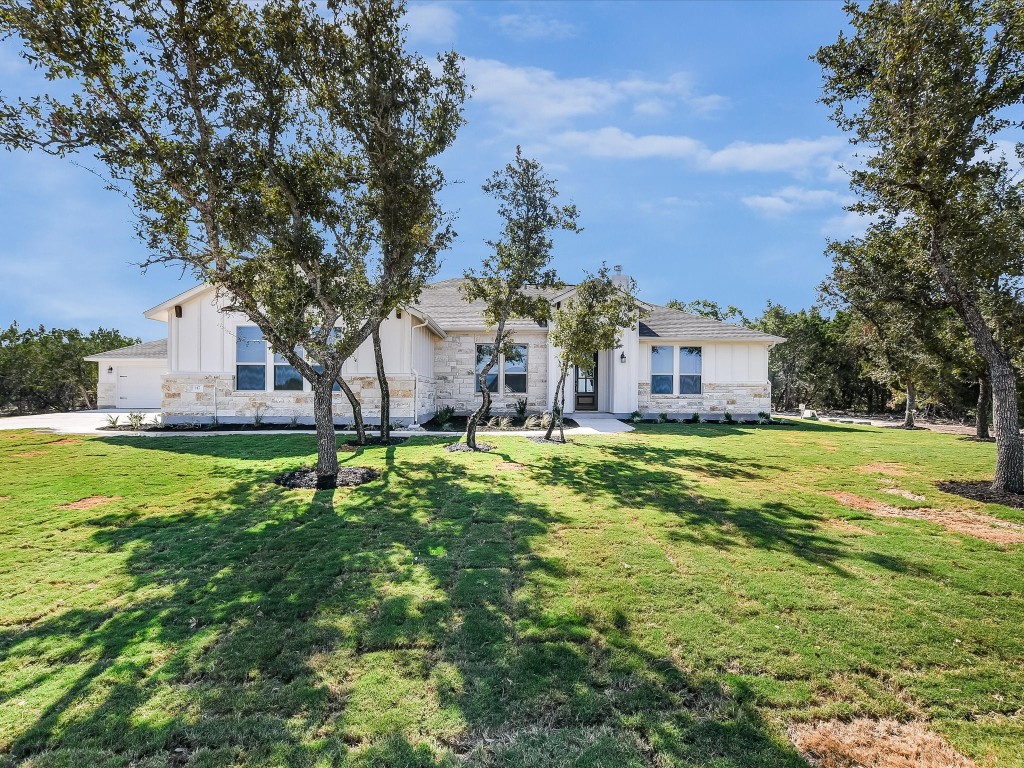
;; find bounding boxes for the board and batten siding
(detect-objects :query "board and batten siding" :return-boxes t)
[638,341,769,384]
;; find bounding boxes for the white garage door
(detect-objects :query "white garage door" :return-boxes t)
[116,367,164,409]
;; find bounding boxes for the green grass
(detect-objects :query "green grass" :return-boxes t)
[0,422,1021,767]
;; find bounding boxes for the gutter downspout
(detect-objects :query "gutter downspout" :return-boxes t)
[410,317,430,425]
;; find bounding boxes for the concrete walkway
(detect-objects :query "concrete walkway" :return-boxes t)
[0,410,634,437]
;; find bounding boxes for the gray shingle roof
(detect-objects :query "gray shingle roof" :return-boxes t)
[412,278,563,331]
[639,306,784,342]
[85,338,168,361]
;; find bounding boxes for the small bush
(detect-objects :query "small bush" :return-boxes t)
[126,412,147,430]
[514,398,528,418]
[723,411,734,424]
[389,420,404,431]
[658,412,669,424]
[486,416,500,429]
[688,412,701,423]
[499,416,512,430]
[253,405,266,427]
[541,411,552,429]
[757,411,771,424]
[524,414,541,429]
[434,405,456,425]
[629,410,642,423]
[289,416,300,428]
[440,421,457,431]
[104,414,120,428]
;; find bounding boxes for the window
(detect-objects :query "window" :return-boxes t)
[651,345,674,394]
[236,326,266,391]
[679,347,702,394]
[475,344,499,392]
[274,348,304,391]
[503,344,528,394]
[649,345,703,395]
[476,343,528,394]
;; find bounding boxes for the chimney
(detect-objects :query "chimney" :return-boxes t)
[611,264,629,288]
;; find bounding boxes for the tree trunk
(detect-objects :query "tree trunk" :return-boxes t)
[79,382,93,410]
[336,375,365,445]
[558,371,567,442]
[902,379,916,428]
[976,375,991,440]
[466,335,503,451]
[544,361,569,441]
[927,227,1023,492]
[372,326,390,442]
[312,378,339,488]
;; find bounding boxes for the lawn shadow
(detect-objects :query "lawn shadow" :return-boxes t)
[2,437,810,767]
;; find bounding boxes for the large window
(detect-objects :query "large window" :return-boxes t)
[650,345,703,396]
[236,326,266,391]
[651,345,674,394]
[679,347,702,394]
[476,343,528,394]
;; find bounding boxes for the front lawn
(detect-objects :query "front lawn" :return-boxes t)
[1,423,1021,766]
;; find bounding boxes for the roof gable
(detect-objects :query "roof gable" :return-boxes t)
[639,305,784,343]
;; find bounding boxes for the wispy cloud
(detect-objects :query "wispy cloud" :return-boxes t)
[404,2,459,45]
[465,58,726,132]
[494,13,576,41]
[742,186,852,217]
[550,127,848,176]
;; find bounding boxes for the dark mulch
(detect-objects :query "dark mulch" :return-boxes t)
[104,422,361,433]
[444,441,493,453]
[274,466,380,489]
[421,416,578,432]
[529,436,572,445]
[341,436,408,448]
[937,480,1024,509]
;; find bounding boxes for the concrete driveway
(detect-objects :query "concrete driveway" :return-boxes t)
[0,409,633,437]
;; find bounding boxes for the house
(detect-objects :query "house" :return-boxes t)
[87,268,784,423]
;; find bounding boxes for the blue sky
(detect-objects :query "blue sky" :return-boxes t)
[0,0,866,340]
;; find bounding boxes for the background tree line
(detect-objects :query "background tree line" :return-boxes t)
[0,323,138,414]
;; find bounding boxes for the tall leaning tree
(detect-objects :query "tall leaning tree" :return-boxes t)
[460,147,580,451]
[817,0,1024,492]
[0,0,465,487]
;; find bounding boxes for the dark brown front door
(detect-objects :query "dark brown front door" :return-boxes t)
[574,353,598,411]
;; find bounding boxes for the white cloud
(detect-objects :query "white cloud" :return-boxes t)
[494,13,576,41]
[741,186,852,217]
[404,2,459,45]
[549,127,849,177]
[465,58,726,132]
[821,210,874,239]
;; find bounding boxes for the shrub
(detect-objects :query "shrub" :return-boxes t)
[498,416,512,430]
[253,405,266,427]
[104,414,120,428]
[658,412,669,423]
[434,405,456,425]
[724,411,734,424]
[757,411,771,424]
[514,398,528,418]
[440,421,457,432]
[126,412,147,430]
[524,414,541,429]
[688,412,701,423]
[629,410,642,423]
[289,416,300,428]
[486,416,500,429]
[540,411,552,429]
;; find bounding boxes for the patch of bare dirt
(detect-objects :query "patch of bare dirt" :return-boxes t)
[824,492,1024,544]
[13,451,45,457]
[494,462,525,473]
[58,496,120,510]
[882,488,926,501]
[858,462,908,476]
[49,438,81,445]
[789,719,975,768]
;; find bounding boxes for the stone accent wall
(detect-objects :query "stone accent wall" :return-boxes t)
[161,373,423,425]
[638,381,771,419]
[433,332,548,415]
[97,382,117,409]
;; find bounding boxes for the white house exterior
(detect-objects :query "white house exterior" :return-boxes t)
[87,271,784,424]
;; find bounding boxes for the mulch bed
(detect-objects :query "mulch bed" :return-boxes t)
[274,466,379,489]
[529,437,572,445]
[937,480,1024,510]
[341,436,408,448]
[444,441,493,452]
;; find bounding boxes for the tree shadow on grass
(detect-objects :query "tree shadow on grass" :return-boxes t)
[1,438,811,767]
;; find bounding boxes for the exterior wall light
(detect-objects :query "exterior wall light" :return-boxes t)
[107,366,114,374]
[619,351,626,364]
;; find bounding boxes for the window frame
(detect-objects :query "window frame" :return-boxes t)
[235,326,268,392]
[649,344,703,396]
[475,343,529,395]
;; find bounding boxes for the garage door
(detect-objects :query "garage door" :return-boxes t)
[116,367,164,409]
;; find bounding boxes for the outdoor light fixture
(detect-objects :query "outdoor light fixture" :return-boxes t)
[107,366,113,374]
[620,351,627,363]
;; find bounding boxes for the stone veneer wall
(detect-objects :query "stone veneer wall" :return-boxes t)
[432,332,548,415]
[162,373,431,425]
[637,381,771,419]
[97,382,117,409]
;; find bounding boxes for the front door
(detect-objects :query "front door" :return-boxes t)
[574,353,598,411]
